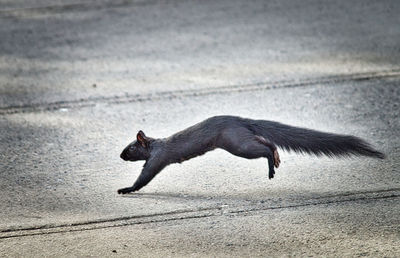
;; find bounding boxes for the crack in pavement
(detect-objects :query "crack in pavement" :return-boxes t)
[0,188,398,240]
[1,69,400,115]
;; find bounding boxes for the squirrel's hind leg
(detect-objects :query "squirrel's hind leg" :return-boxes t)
[255,135,280,168]
[216,128,276,179]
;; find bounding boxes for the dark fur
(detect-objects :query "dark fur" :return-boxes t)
[118,115,384,194]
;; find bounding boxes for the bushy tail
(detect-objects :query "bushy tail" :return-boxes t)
[250,120,385,159]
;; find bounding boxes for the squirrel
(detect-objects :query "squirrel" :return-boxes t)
[117,115,384,194]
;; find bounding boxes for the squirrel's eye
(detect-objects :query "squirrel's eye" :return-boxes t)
[129,146,135,150]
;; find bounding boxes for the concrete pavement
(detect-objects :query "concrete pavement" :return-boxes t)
[1,0,399,257]
[1,0,400,107]
[1,196,399,257]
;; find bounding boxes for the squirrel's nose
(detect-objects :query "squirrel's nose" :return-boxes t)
[120,152,126,160]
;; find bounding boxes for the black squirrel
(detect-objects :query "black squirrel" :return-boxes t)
[118,115,384,194]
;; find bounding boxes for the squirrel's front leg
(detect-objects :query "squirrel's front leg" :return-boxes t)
[118,160,166,194]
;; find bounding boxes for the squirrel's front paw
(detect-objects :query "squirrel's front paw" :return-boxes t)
[117,187,133,194]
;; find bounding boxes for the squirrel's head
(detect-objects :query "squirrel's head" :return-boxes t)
[120,130,152,161]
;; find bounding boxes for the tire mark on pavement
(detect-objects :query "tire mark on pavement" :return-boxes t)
[1,69,400,115]
[0,188,398,239]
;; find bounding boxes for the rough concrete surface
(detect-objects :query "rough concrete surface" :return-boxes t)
[0,0,399,257]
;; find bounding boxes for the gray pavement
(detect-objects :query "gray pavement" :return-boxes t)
[1,0,399,257]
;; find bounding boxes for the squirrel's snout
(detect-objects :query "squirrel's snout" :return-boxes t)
[120,152,127,161]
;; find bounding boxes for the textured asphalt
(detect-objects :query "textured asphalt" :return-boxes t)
[0,0,399,257]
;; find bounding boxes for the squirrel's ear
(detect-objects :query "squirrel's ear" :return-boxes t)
[137,130,148,147]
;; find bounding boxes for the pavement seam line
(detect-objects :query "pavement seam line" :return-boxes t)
[1,69,400,115]
[0,189,398,240]
[0,0,161,18]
